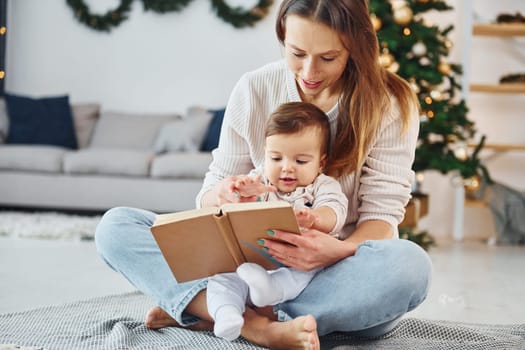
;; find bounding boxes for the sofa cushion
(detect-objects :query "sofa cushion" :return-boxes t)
[154,106,213,154]
[90,111,178,150]
[0,145,67,173]
[71,103,100,149]
[200,108,225,152]
[151,152,212,179]
[0,98,7,144]
[63,149,154,177]
[5,94,78,149]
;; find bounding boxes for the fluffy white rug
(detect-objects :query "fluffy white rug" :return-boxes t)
[0,211,101,240]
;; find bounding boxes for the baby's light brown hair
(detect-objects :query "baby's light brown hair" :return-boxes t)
[265,102,331,158]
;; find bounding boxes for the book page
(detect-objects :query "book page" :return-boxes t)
[153,206,219,226]
[225,202,300,270]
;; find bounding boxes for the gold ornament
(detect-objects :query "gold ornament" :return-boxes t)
[464,174,481,194]
[409,78,420,93]
[447,134,458,143]
[378,47,395,68]
[393,6,413,26]
[370,13,382,31]
[379,53,395,67]
[438,61,451,75]
[387,62,400,73]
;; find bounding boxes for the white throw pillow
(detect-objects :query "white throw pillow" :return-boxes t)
[154,106,213,153]
[71,103,100,149]
[90,111,179,150]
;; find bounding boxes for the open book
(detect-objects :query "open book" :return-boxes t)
[150,201,301,282]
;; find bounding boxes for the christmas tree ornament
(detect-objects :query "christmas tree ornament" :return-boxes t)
[463,174,481,193]
[452,142,468,161]
[412,41,427,56]
[370,13,382,31]
[378,46,395,68]
[438,61,452,75]
[387,61,400,73]
[409,78,421,93]
[447,134,458,143]
[430,90,442,101]
[378,52,395,67]
[419,57,431,66]
[393,6,413,26]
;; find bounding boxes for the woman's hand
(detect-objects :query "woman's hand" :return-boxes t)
[260,228,358,271]
[216,175,275,205]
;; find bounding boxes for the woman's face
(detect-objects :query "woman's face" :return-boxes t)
[284,15,350,104]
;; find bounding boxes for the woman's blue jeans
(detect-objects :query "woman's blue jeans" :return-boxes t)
[95,206,432,337]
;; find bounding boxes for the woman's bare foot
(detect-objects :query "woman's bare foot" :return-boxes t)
[145,306,213,331]
[241,307,320,350]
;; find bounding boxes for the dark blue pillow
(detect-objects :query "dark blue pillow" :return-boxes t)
[5,93,78,149]
[200,108,225,152]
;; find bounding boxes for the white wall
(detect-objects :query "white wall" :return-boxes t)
[5,0,524,240]
[5,0,282,113]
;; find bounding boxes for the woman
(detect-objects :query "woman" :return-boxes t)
[95,1,432,349]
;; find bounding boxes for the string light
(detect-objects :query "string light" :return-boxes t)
[0,20,5,82]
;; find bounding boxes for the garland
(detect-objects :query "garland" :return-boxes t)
[210,0,273,29]
[66,0,273,32]
[66,0,133,32]
[142,0,193,13]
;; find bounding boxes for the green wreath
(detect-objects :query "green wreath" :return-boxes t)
[66,0,133,32]
[210,0,273,28]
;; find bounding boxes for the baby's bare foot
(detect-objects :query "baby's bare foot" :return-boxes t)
[242,308,319,350]
[145,306,213,331]
[145,306,179,329]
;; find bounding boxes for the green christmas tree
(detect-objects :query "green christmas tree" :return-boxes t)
[369,0,491,185]
[368,0,494,249]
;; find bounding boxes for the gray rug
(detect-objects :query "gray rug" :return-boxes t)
[0,292,523,350]
[0,211,100,240]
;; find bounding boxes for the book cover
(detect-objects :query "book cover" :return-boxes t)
[150,201,300,282]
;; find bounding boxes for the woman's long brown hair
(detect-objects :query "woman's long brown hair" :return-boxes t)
[276,0,418,177]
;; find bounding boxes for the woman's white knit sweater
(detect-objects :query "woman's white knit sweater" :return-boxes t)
[197,60,419,239]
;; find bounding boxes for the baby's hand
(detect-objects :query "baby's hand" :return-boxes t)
[294,208,318,230]
[233,175,275,201]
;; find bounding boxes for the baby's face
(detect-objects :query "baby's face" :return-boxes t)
[264,126,325,194]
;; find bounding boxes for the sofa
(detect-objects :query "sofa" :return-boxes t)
[0,94,225,213]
